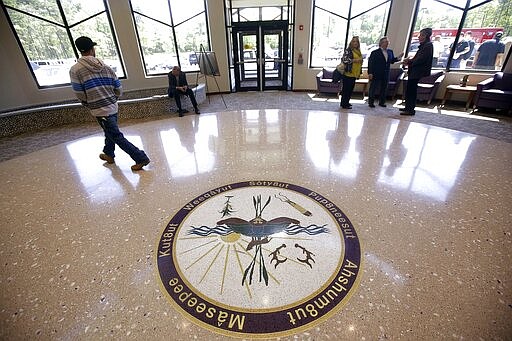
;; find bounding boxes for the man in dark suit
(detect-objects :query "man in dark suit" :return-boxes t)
[168,66,200,116]
[367,36,404,108]
[401,28,434,116]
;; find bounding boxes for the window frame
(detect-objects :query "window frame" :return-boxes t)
[129,0,211,76]
[0,0,125,88]
[407,0,510,72]
[310,0,393,69]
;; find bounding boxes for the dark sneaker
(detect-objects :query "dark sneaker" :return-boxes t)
[178,109,188,117]
[99,153,114,164]
[131,159,150,171]
[369,103,375,108]
[400,111,415,116]
[194,107,200,114]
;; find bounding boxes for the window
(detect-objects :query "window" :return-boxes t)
[1,0,125,87]
[228,2,290,23]
[130,0,209,75]
[311,0,392,68]
[410,0,511,71]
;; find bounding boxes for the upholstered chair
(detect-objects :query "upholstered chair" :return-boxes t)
[473,72,512,114]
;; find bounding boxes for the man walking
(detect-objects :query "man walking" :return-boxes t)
[367,36,404,108]
[69,36,150,171]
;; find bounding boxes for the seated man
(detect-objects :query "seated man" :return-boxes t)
[167,66,200,116]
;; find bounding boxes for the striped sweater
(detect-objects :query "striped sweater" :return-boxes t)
[69,56,122,117]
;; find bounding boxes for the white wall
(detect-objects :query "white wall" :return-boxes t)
[290,0,313,90]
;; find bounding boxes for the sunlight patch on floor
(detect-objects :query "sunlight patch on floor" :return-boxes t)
[390,100,501,122]
[308,93,339,103]
[438,109,500,122]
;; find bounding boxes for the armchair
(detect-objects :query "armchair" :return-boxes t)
[473,72,512,114]
[387,68,404,100]
[402,70,445,104]
[316,67,342,95]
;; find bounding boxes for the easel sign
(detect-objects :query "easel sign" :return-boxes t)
[194,44,227,108]
[197,51,220,76]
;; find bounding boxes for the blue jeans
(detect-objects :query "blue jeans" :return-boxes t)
[96,114,148,163]
[450,58,462,68]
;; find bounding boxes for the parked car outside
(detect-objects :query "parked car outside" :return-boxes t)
[189,53,198,65]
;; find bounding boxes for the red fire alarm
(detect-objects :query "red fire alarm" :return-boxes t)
[299,24,304,31]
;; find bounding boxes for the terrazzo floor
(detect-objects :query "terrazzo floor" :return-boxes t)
[0,95,511,340]
[1,91,512,162]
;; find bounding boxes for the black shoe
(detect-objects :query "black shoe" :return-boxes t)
[341,105,352,109]
[399,107,407,112]
[194,107,200,114]
[178,109,187,117]
[369,103,375,108]
[378,103,387,107]
[400,111,415,116]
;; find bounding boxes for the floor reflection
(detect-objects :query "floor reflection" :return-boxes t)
[160,115,217,177]
[379,123,475,201]
[66,135,143,202]
[304,112,476,201]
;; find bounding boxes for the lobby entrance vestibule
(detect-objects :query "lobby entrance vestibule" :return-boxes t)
[232,20,290,91]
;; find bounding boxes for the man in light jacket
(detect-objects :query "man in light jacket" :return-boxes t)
[69,36,150,171]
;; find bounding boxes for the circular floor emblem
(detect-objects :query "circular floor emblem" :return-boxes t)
[157,181,361,338]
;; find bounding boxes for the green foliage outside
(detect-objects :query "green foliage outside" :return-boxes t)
[415,0,511,36]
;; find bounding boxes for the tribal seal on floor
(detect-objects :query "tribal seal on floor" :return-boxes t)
[156,181,361,338]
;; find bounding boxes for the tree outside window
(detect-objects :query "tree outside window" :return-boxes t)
[1,0,124,87]
[130,0,209,75]
[410,0,511,71]
[311,0,391,68]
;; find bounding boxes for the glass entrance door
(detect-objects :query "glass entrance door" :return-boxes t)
[232,21,289,91]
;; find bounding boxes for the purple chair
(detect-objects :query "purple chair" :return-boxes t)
[402,70,445,104]
[316,67,342,95]
[473,72,512,114]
